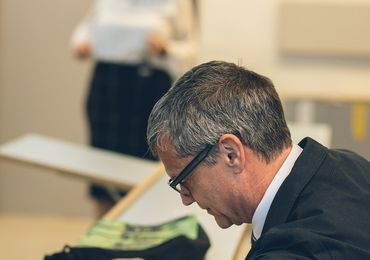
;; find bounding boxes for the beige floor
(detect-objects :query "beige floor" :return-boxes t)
[0,213,94,259]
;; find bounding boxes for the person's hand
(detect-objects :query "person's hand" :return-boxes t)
[147,33,167,57]
[72,41,91,59]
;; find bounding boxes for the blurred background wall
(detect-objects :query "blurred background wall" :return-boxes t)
[0,0,369,216]
[0,0,94,215]
[197,0,370,158]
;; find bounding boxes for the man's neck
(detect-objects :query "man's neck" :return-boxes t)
[246,145,293,219]
[251,144,303,239]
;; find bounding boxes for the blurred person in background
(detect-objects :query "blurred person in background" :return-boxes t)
[71,0,198,217]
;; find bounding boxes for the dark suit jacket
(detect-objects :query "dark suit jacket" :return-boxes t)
[246,137,370,259]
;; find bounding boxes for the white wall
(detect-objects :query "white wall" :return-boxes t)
[198,0,370,100]
[199,0,277,70]
[0,0,94,216]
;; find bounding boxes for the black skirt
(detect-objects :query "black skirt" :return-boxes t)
[86,62,172,202]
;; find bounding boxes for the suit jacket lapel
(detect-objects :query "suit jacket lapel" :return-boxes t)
[262,137,328,234]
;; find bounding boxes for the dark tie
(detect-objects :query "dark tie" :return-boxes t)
[251,232,257,246]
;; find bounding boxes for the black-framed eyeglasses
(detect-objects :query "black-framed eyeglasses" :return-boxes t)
[168,143,214,196]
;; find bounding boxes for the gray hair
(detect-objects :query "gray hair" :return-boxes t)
[147,60,291,164]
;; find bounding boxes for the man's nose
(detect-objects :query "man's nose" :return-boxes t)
[181,193,195,206]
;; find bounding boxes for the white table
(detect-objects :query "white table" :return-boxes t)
[0,134,157,189]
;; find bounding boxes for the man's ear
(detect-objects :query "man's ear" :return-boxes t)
[218,134,245,174]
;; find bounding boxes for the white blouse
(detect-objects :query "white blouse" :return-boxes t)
[71,0,198,79]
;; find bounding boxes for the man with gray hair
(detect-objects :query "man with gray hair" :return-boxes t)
[147,61,370,259]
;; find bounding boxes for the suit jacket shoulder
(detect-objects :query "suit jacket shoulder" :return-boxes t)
[246,138,370,259]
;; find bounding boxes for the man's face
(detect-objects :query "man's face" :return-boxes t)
[158,140,246,229]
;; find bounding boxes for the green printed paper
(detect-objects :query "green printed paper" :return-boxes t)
[77,215,198,250]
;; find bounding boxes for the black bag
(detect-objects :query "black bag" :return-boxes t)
[44,222,210,260]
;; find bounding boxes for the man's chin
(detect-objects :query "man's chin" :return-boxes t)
[214,216,233,229]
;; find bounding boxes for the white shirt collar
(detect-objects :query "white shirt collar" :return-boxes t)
[251,144,303,239]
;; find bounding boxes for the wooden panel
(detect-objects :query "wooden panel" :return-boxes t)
[279,0,370,57]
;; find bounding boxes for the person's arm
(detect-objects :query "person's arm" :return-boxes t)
[70,2,98,59]
[170,0,198,55]
[72,41,91,59]
[147,33,168,57]
[147,0,198,58]
[159,0,199,76]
